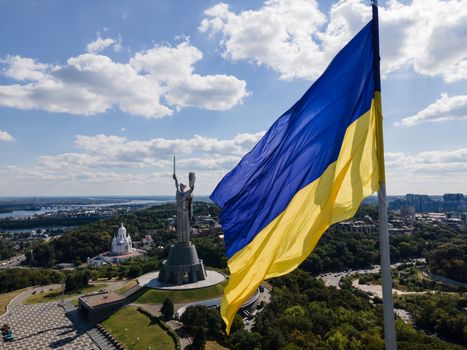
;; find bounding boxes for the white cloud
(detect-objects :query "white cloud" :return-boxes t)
[87,36,117,53]
[385,148,467,193]
[200,0,329,80]
[165,74,248,111]
[73,131,264,166]
[0,129,14,142]
[1,142,465,195]
[0,131,264,195]
[0,41,248,118]
[200,0,467,82]
[130,42,202,81]
[398,93,467,126]
[1,56,48,81]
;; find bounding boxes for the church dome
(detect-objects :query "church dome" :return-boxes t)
[117,223,126,237]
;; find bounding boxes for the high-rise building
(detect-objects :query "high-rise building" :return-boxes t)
[443,193,465,212]
[405,194,441,212]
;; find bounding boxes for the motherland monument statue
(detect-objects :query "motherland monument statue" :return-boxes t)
[158,156,207,284]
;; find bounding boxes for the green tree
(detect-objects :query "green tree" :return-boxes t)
[229,329,262,350]
[192,327,206,350]
[127,265,142,278]
[230,314,245,334]
[65,274,77,292]
[181,305,209,331]
[161,298,174,320]
[328,330,348,350]
[206,308,222,336]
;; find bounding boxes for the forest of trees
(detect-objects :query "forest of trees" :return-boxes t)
[24,203,467,288]
[24,202,224,268]
[170,269,465,349]
[0,268,64,293]
[251,270,465,349]
[427,242,467,283]
[2,201,467,349]
[0,240,15,261]
[301,215,466,276]
[64,270,90,292]
[395,293,467,346]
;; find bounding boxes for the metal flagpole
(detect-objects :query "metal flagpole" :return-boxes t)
[372,1,397,349]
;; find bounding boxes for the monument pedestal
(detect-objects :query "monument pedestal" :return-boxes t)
[158,242,207,285]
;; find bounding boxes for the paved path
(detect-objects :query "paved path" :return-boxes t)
[426,271,467,288]
[350,279,429,298]
[138,270,225,290]
[0,254,26,269]
[0,302,96,350]
[8,279,128,310]
[63,301,117,350]
[318,259,426,289]
[0,279,131,349]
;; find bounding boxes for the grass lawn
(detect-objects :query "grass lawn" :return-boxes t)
[0,289,26,315]
[115,279,138,295]
[132,281,227,304]
[102,306,175,350]
[24,284,108,304]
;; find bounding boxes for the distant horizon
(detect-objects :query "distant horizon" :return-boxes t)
[1,193,466,199]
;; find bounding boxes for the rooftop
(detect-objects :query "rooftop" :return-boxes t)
[79,291,124,308]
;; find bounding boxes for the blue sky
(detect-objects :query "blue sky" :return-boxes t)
[0,0,466,196]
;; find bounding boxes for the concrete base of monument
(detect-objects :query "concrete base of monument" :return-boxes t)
[137,270,225,290]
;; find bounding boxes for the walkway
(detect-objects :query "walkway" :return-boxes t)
[0,302,96,350]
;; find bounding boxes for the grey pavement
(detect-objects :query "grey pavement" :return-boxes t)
[0,255,26,270]
[62,301,117,350]
[318,258,426,289]
[0,302,95,350]
[8,279,128,310]
[87,329,116,350]
[138,270,225,290]
[0,278,130,350]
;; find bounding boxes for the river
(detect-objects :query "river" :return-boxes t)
[0,199,172,219]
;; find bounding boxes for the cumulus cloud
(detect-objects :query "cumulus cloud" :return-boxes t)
[386,149,467,172]
[0,131,264,195]
[0,41,248,118]
[1,56,48,81]
[73,131,264,167]
[398,93,467,126]
[2,143,466,195]
[200,0,467,82]
[130,42,248,111]
[385,148,467,193]
[0,129,14,142]
[87,36,117,53]
[200,0,329,80]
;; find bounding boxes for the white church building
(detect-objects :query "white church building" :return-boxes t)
[88,223,144,266]
[111,223,133,255]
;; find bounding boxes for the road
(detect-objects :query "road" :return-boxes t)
[5,279,128,311]
[0,254,26,269]
[318,258,447,324]
[318,258,426,289]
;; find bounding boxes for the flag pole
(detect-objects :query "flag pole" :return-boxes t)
[372,1,397,349]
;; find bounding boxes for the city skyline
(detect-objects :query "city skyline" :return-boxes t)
[1,0,466,195]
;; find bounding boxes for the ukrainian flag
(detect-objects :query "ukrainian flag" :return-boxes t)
[211,20,384,333]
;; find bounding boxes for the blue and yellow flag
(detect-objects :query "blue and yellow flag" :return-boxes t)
[210,20,384,333]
